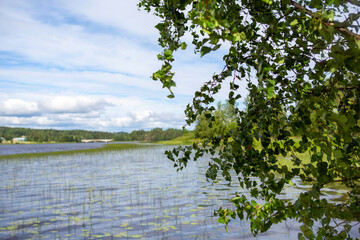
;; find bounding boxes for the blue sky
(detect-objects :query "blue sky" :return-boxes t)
[0,0,248,132]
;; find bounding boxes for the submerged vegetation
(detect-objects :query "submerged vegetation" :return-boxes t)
[0,145,350,239]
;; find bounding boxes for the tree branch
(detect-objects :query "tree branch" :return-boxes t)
[290,1,360,40]
[346,0,360,7]
[333,177,360,183]
[335,12,360,28]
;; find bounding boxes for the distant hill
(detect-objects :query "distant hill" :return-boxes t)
[0,127,185,143]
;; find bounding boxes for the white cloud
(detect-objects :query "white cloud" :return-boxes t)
[128,110,153,122]
[0,96,110,116]
[0,116,57,127]
[41,96,111,114]
[0,93,187,131]
[97,110,185,130]
[0,99,39,116]
[0,1,161,77]
[57,0,160,38]
[0,0,232,131]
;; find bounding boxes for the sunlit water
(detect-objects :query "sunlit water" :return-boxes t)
[0,145,355,239]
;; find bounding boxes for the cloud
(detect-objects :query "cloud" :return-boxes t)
[0,96,111,117]
[98,110,185,130]
[41,96,111,114]
[0,99,39,116]
[0,109,186,132]
[0,93,187,131]
[0,116,57,127]
[57,0,161,38]
[0,0,234,132]
[0,0,161,77]
[128,110,153,122]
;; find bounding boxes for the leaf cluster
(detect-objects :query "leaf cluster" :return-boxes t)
[139,0,360,239]
[194,101,238,139]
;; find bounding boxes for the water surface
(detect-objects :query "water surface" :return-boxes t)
[0,145,356,239]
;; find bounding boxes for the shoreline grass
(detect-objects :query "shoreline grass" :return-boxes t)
[0,143,154,160]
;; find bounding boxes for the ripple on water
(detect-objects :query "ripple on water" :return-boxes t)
[0,146,355,239]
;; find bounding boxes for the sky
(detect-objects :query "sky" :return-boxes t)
[0,0,248,132]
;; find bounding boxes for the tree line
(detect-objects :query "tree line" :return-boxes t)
[0,127,184,143]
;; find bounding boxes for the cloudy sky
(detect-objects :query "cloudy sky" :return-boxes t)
[0,0,247,132]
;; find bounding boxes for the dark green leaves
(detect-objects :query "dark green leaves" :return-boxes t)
[139,0,360,238]
[200,46,212,57]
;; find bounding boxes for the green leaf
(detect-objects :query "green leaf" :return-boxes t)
[164,49,173,60]
[310,0,323,9]
[233,32,247,41]
[155,23,164,31]
[290,19,298,26]
[200,46,212,57]
[266,86,276,98]
[333,149,343,159]
[356,40,360,49]
[329,113,348,124]
[180,42,187,50]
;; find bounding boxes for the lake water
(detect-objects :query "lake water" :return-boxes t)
[0,145,357,239]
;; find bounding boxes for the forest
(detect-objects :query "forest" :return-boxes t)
[0,126,184,143]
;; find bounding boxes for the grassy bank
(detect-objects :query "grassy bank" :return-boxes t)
[0,143,153,160]
[157,131,200,145]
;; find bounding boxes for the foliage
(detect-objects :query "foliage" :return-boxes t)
[157,130,199,145]
[0,127,184,143]
[195,101,237,139]
[139,0,360,239]
[128,128,184,141]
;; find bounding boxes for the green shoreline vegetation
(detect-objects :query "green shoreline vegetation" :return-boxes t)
[0,126,185,143]
[0,130,197,160]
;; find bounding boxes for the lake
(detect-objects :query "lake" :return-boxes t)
[0,144,356,239]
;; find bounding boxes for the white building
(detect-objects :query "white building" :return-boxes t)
[12,136,26,143]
